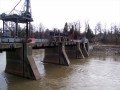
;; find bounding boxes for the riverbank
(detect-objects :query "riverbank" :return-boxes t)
[90,44,120,56]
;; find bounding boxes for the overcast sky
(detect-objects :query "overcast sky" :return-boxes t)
[0,0,120,31]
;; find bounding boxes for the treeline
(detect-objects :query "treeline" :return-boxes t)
[0,21,82,40]
[93,22,120,44]
[0,21,120,44]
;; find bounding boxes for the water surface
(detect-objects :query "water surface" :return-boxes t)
[0,50,120,90]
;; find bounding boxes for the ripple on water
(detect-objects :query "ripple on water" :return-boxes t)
[1,51,120,90]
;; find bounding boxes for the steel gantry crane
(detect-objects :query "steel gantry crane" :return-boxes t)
[0,0,33,41]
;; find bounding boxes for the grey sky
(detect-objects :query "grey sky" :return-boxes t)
[0,0,120,31]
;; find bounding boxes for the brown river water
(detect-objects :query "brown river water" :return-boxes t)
[0,49,120,90]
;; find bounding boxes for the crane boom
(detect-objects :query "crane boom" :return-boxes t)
[0,0,33,23]
[26,0,30,12]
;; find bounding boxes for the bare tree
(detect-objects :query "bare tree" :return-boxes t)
[95,22,102,36]
[29,23,34,38]
[38,23,45,39]
[102,24,107,43]
[63,22,69,36]
[113,25,120,44]
[85,24,94,43]
[73,21,81,38]
[69,21,81,39]
[44,28,50,38]
[85,21,89,33]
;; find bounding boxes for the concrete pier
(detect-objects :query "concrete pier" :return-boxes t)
[66,42,84,59]
[5,43,41,80]
[80,42,89,57]
[3,39,89,80]
[44,42,70,65]
[76,42,85,59]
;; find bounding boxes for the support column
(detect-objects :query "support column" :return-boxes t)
[26,22,29,41]
[76,42,84,59]
[5,43,41,80]
[80,42,89,57]
[44,42,70,65]
[15,19,18,37]
[3,20,5,35]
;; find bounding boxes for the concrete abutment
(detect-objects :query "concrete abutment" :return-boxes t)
[5,43,41,80]
[65,42,84,59]
[80,42,89,57]
[44,43,70,65]
[5,40,89,80]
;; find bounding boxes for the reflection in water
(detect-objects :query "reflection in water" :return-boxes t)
[0,52,7,90]
[0,50,120,90]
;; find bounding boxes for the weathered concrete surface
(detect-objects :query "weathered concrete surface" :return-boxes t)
[4,40,89,80]
[65,45,77,59]
[76,42,84,59]
[5,48,24,76]
[80,43,89,57]
[26,45,41,80]
[44,43,70,65]
[66,43,84,59]
[5,43,41,80]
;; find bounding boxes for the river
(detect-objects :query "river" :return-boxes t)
[0,50,120,90]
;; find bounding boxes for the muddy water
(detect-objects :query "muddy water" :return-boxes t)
[0,50,120,90]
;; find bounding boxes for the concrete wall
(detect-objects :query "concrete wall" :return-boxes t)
[4,41,89,80]
[5,48,24,76]
[44,43,70,65]
[66,42,84,59]
[5,43,41,80]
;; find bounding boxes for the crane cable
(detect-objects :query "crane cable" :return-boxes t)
[9,0,22,14]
